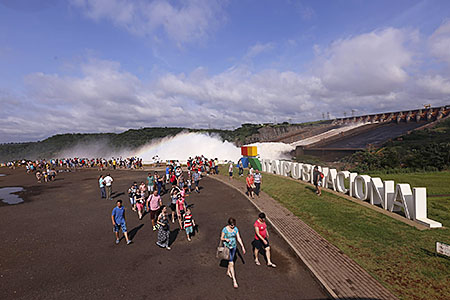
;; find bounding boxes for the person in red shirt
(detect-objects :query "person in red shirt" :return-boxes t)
[252,212,276,267]
[246,173,255,199]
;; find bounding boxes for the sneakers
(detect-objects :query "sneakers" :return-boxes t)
[153,226,156,231]
[127,240,132,245]
[166,246,171,250]
[115,239,120,244]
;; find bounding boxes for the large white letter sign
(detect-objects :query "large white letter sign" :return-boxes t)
[291,163,302,179]
[413,188,442,228]
[256,158,442,228]
[261,159,267,172]
[282,161,292,177]
[369,178,395,209]
[349,173,358,197]
[336,171,350,193]
[354,175,372,201]
[390,184,413,219]
[271,160,281,175]
[302,164,312,182]
[325,169,337,191]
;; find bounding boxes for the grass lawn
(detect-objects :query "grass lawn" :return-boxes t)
[220,166,450,300]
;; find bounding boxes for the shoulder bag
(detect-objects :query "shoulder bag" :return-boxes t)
[216,240,230,260]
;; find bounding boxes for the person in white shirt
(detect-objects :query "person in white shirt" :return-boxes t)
[103,174,114,200]
[253,170,262,196]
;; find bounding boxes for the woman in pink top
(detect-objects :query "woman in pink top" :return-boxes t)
[176,194,186,230]
[246,173,255,199]
[252,212,276,267]
[147,190,162,231]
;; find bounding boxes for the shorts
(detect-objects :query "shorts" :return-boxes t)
[194,180,199,187]
[229,172,233,177]
[148,185,154,192]
[136,202,144,211]
[150,209,159,220]
[114,222,127,233]
[252,239,270,250]
[185,226,193,235]
[170,203,176,212]
[229,247,237,262]
[129,197,136,205]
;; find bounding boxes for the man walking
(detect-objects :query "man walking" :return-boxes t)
[252,212,276,267]
[253,170,262,196]
[103,173,114,200]
[312,166,322,196]
[98,175,106,199]
[111,200,132,245]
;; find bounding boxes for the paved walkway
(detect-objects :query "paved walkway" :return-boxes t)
[212,174,398,300]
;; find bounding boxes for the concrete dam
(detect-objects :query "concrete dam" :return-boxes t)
[287,105,450,161]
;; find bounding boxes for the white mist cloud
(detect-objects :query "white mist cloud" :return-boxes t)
[134,132,241,162]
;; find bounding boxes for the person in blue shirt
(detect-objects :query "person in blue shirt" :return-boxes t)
[98,175,106,199]
[165,166,170,183]
[111,200,132,245]
[220,217,246,289]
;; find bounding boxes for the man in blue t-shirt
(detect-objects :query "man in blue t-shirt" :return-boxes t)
[111,200,132,245]
[165,166,170,183]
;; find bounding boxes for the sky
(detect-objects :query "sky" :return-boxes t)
[1,0,450,143]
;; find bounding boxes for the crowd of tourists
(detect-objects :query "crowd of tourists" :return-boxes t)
[108,159,207,249]
[5,157,143,174]
[9,157,143,183]
[109,158,275,289]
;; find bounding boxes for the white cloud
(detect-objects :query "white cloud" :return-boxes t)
[245,42,275,59]
[3,25,450,143]
[70,0,228,45]
[417,75,450,94]
[429,20,450,64]
[315,28,414,96]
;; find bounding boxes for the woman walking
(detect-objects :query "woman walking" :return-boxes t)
[246,173,255,199]
[220,217,246,288]
[156,205,171,250]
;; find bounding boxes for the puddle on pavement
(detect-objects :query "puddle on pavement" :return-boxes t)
[0,187,24,205]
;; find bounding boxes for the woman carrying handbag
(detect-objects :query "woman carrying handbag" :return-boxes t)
[220,217,246,288]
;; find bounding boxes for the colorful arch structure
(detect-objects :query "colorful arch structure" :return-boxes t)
[239,146,262,171]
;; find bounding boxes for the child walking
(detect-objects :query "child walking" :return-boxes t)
[184,207,196,242]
